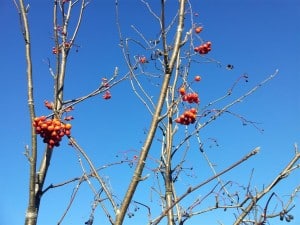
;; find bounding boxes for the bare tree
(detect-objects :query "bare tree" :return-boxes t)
[15,1,299,225]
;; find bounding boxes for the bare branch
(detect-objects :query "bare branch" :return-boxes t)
[152,147,260,225]
[234,149,300,225]
[68,137,118,216]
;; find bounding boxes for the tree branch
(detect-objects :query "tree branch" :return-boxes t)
[115,1,187,225]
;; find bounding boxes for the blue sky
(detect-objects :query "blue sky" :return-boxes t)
[0,1,300,225]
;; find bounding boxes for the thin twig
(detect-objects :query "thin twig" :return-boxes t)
[152,147,260,225]
[68,137,118,215]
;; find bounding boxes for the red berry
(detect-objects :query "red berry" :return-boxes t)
[175,118,181,123]
[194,75,201,82]
[103,91,112,100]
[65,123,72,130]
[40,116,46,121]
[41,123,48,129]
[179,87,186,95]
[65,129,71,136]
[203,43,209,49]
[47,125,54,131]
[195,26,203,34]
[48,139,55,145]
[64,42,71,49]
[190,108,197,114]
[59,131,65,137]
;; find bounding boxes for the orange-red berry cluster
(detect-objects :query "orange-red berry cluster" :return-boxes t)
[175,108,197,125]
[182,93,200,104]
[176,87,200,125]
[33,116,72,149]
[179,87,200,104]
[194,41,212,54]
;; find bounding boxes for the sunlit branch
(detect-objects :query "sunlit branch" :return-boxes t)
[15,1,39,224]
[69,0,87,45]
[115,1,187,225]
[53,0,60,110]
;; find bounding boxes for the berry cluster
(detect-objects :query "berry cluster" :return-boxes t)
[52,42,71,54]
[182,93,200,103]
[179,87,200,104]
[194,41,212,54]
[33,116,72,149]
[175,108,197,125]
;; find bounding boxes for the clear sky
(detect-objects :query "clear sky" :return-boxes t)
[0,1,299,225]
